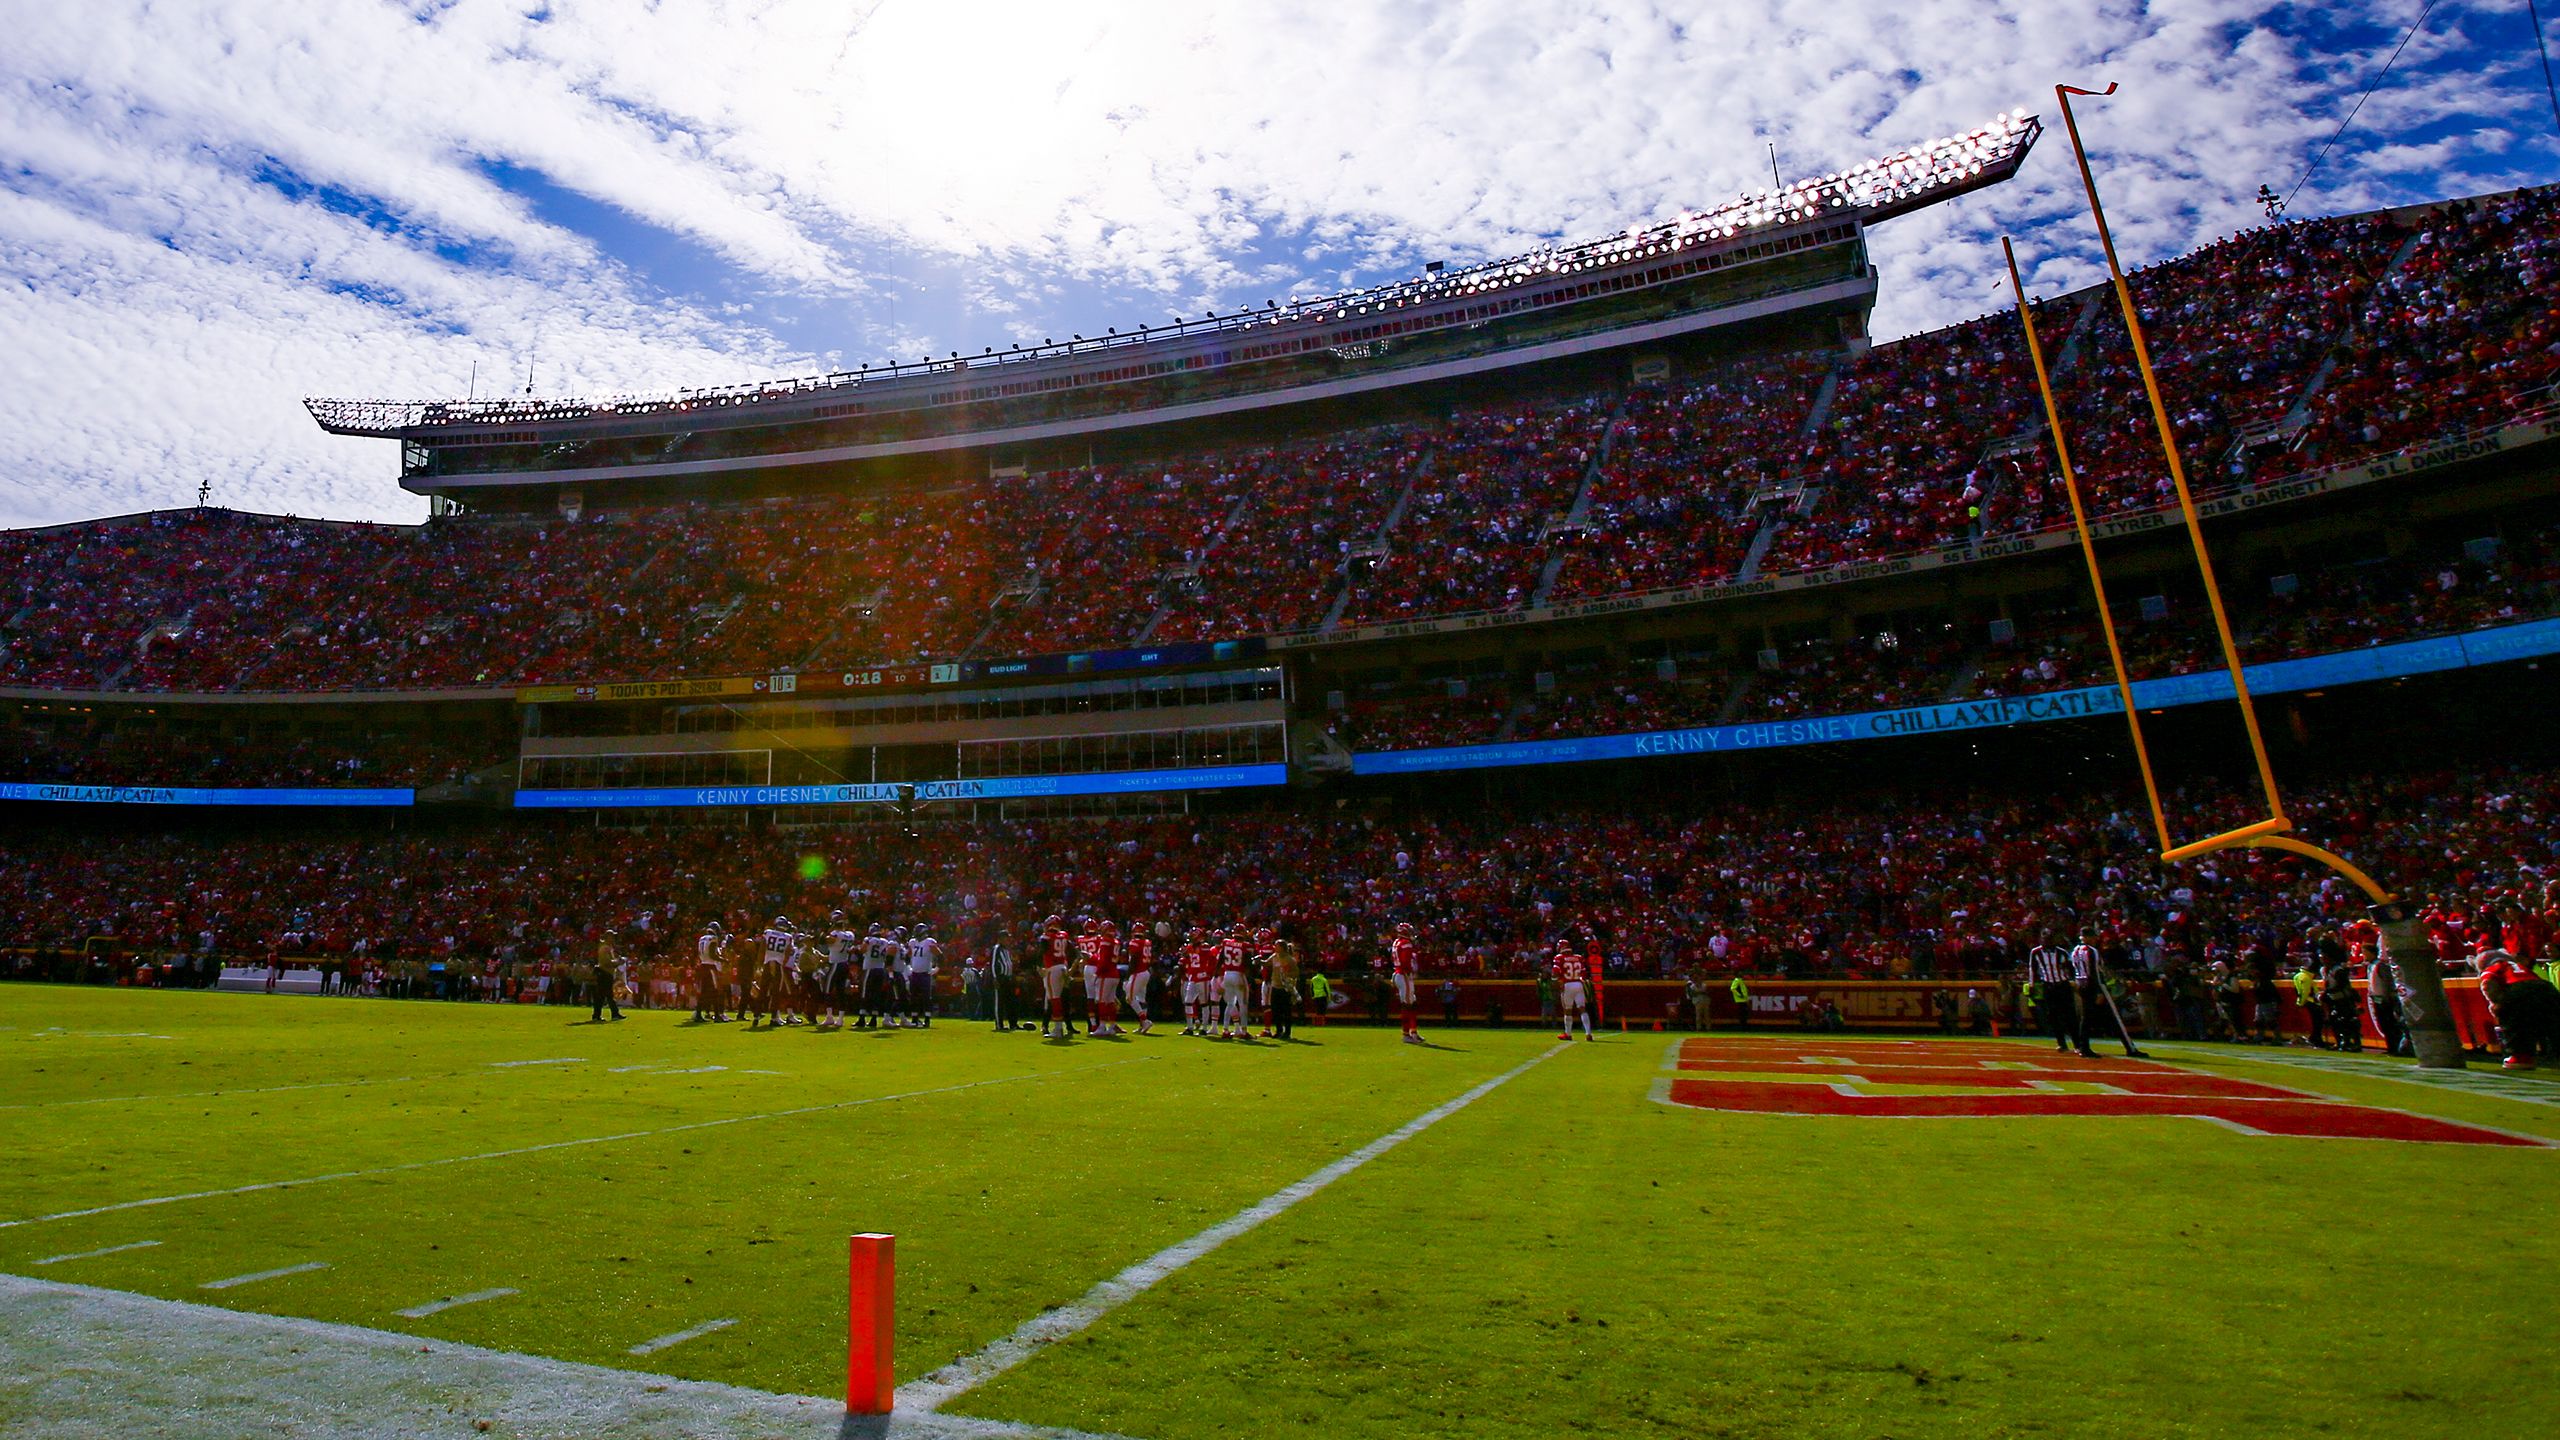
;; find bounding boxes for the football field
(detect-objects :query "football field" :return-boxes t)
[1,985,2553,1439]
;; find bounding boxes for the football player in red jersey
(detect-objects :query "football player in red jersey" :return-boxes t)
[1041,914,1075,1039]
[1077,917,1102,1033]
[1390,921,1422,1044]
[1092,920,1123,1038]
[1123,920,1155,1035]
[1583,935,1607,1027]
[1182,931,1214,1034]
[1554,939,1592,1040]
[1254,927,1279,1037]
[1220,924,1253,1038]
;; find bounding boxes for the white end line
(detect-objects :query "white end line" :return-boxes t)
[201,1261,329,1290]
[628,1317,735,1355]
[905,1042,1569,1413]
[394,1286,519,1319]
[487,1058,586,1068]
[33,1239,161,1266]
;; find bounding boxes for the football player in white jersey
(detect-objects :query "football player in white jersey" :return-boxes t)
[858,923,894,1030]
[822,912,858,1031]
[694,921,728,1023]
[754,917,795,1028]
[907,928,940,1028]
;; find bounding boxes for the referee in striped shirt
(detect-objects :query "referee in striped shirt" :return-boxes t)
[2028,931,2094,1057]
[2071,930,2151,1059]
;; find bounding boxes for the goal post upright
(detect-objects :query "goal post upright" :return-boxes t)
[2005,80,2467,1067]
[2052,81,2290,830]
[2000,234,2172,855]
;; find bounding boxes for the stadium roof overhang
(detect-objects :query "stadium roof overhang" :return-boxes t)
[309,110,2037,491]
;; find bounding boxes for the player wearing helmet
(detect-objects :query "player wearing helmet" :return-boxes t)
[1041,914,1075,1039]
[1122,919,1155,1036]
[1554,939,1592,1041]
[907,927,939,1028]
[694,921,728,1022]
[1090,920,1122,1037]
[858,923,893,1030]
[1391,921,1423,1044]
[822,913,857,1031]
[1180,929,1213,1034]
[1254,927,1279,1038]
[1219,924,1252,1039]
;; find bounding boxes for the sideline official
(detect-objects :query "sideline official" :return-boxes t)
[2028,932,2090,1056]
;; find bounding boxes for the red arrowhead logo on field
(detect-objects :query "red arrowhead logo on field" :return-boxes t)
[1655,1039,2547,1146]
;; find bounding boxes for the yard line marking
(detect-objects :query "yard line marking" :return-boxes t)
[904,1042,1570,1413]
[0,1058,1149,1233]
[3,1274,1133,1440]
[486,1057,586,1068]
[606,1064,657,1073]
[627,1317,736,1356]
[33,1240,160,1266]
[394,1286,518,1319]
[200,1261,329,1290]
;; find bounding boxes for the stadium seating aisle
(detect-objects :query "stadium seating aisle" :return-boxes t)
[1547,355,1829,600]
[1335,395,1612,625]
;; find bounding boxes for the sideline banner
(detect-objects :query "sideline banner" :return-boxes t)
[1353,616,2560,776]
[0,783,415,807]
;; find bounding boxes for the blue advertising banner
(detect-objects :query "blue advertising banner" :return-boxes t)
[914,763,1289,802]
[513,782,909,810]
[1352,617,2560,776]
[0,783,415,806]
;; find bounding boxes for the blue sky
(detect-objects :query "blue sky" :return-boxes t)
[0,1,2554,527]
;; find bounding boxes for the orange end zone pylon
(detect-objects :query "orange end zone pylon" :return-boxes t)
[847,1233,894,1414]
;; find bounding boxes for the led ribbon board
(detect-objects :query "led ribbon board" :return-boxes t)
[513,782,909,810]
[914,763,1289,802]
[1353,617,2560,776]
[0,783,415,807]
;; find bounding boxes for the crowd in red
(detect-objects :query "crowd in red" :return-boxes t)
[5,192,2555,700]
[6,765,2551,989]
[0,722,507,789]
[1328,517,2559,750]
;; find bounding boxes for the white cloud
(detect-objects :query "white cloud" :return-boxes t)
[0,0,2542,525]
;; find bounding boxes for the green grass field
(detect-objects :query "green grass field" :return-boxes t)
[2,985,2554,1439]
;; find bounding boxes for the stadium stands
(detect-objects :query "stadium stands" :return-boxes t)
[5,764,2551,984]
[5,189,2556,700]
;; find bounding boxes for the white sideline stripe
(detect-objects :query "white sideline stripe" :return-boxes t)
[201,1261,329,1290]
[0,1058,1146,1233]
[0,1273,1133,1440]
[627,1317,736,1355]
[487,1057,586,1068]
[394,1286,518,1319]
[905,1041,1569,1413]
[33,1240,160,1266]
